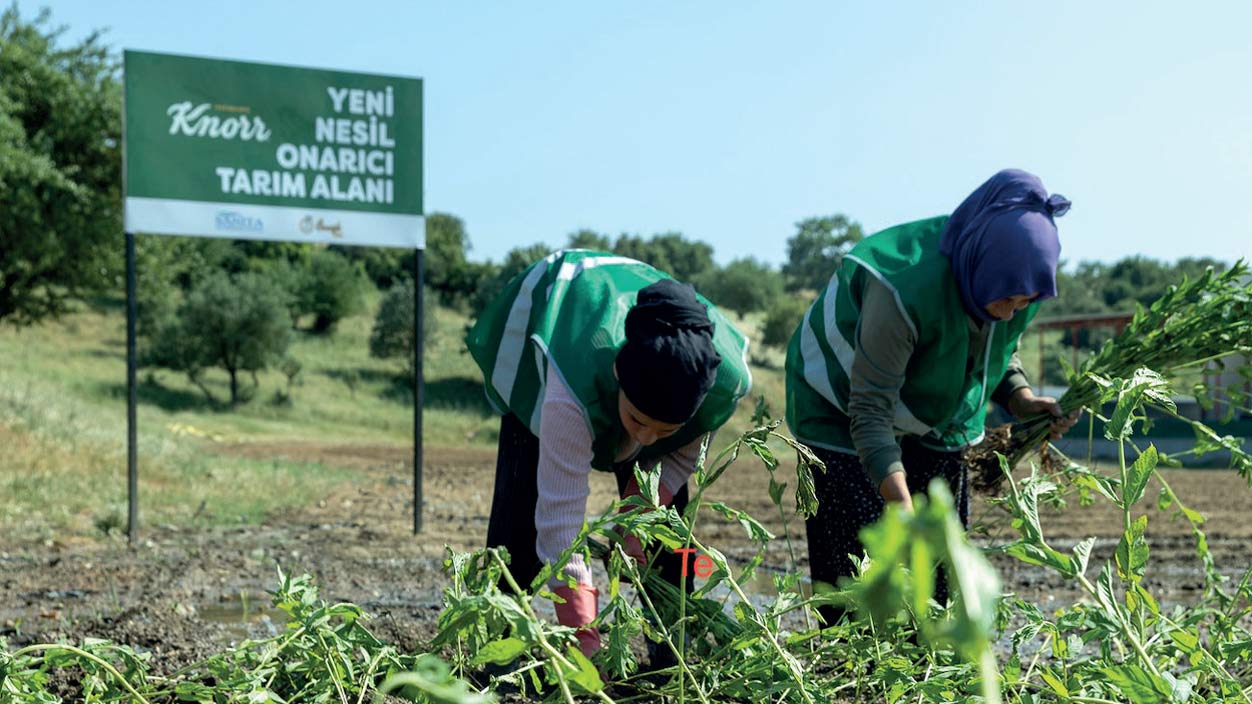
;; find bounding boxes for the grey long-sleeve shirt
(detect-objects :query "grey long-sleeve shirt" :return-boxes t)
[849,278,1030,484]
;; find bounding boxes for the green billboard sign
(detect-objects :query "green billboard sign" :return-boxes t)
[124,50,423,248]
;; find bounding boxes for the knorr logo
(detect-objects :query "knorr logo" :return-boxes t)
[167,101,272,141]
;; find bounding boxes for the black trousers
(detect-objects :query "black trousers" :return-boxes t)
[485,412,692,595]
[804,436,970,622]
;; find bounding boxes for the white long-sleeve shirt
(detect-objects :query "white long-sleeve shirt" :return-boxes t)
[535,360,704,586]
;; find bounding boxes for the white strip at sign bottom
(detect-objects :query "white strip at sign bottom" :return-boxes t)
[125,197,424,249]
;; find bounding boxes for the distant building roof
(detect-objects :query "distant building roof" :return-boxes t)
[1031,312,1135,331]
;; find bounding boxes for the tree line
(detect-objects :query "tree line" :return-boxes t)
[0,6,1233,404]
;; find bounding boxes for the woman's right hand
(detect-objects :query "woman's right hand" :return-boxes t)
[552,584,601,657]
[878,472,913,513]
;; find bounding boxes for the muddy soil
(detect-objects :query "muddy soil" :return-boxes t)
[3,441,1250,691]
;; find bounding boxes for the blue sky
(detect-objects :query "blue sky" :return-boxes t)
[48,1,1252,267]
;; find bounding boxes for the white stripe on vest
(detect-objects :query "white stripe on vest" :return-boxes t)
[491,251,560,407]
[803,272,933,437]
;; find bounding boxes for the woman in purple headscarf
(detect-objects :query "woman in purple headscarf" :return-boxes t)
[784,169,1079,617]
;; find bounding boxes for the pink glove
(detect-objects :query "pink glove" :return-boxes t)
[552,584,601,657]
[617,477,675,563]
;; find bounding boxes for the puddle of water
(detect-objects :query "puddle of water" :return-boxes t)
[736,569,814,599]
[199,592,287,640]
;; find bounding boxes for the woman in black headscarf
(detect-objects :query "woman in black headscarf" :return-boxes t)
[466,250,752,661]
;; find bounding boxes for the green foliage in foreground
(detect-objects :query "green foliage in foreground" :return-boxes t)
[983,367,1252,704]
[434,422,1010,704]
[1005,262,1252,475]
[5,367,1252,703]
[0,569,490,704]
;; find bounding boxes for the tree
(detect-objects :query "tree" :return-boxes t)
[761,295,811,349]
[134,237,271,345]
[431,258,490,311]
[695,258,783,318]
[470,243,552,316]
[1049,261,1113,350]
[782,215,864,293]
[369,279,434,381]
[423,212,478,306]
[293,249,367,334]
[609,232,715,283]
[1176,257,1228,282]
[646,232,715,282]
[243,246,367,333]
[331,245,407,289]
[1049,256,1232,351]
[566,229,612,251]
[0,7,122,325]
[145,272,292,405]
[329,211,474,300]
[612,234,656,269]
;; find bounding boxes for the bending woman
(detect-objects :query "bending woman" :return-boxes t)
[467,249,751,659]
[785,169,1079,614]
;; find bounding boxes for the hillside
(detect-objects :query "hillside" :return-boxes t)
[0,295,792,544]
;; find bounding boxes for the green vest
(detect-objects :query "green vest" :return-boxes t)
[466,250,753,471]
[785,216,1037,452]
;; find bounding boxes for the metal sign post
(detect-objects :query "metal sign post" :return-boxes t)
[126,232,139,539]
[413,251,424,534]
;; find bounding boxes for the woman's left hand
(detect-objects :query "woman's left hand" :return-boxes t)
[615,477,673,564]
[1008,388,1082,440]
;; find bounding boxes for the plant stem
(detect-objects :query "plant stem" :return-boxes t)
[867,617,887,703]
[1222,565,1252,622]
[1016,680,1122,704]
[263,626,308,689]
[1154,613,1252,704]
[1073,573,1162,681]
[685,428,818,700]
[11,644,153,704]
[1118,438,1152,636]
[315,630,351,704]
[355,650,385,704]
[489,549,587,704]
[1086,408,1095,469]
[914,662,934,704]
[687,534,815,704]
[1017,632,1049,700]
[767,430,814,635]
[1166,351,1245,372]
[618,549,712,704]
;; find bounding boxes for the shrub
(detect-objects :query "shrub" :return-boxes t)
[294,249,367,334]
[370,280,435,381]
[695,258,783,317]
[145,271,292,405]
[761,295,811,349]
